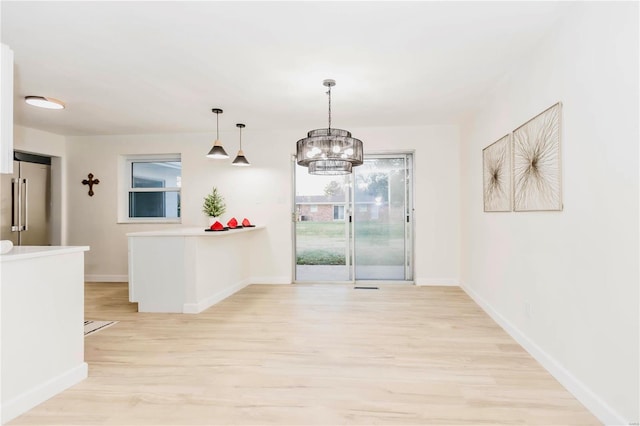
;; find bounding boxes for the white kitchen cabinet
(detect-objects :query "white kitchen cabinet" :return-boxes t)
[128,226,264,313]
[1,43,14,174]
[1,245,90,423]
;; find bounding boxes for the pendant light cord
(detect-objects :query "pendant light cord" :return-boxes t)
[327,85,332,131]
[239,126,242,149]
[216,112,220,140]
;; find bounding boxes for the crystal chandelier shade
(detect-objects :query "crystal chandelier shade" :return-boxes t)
[296,128,363,167]
[296,80,363,175]
[308,159,353,175]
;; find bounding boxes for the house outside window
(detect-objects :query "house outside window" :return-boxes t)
[333,205,345,220]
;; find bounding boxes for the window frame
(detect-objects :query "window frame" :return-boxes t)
[118,154,182,224]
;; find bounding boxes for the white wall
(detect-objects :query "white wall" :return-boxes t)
[460,3,638,424]
[66,124,460,284]
[13,125,67,245]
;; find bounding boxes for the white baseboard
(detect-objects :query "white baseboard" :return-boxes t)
[1,362,88,424]
[183,278,251,314]
[460,282,627,426]
[415,278,459,286]
[85,275,292,285]
[84,274,128,283]
[250,276,292,285]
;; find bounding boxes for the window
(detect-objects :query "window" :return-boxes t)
[119,154,181,223]
[309,205,318,213]
[333,205,345,220]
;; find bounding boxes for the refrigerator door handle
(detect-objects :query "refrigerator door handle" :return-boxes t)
[22,178,28,231]
[11,178,20,231]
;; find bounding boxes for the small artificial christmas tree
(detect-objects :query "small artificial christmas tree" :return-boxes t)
[202,187,226,218]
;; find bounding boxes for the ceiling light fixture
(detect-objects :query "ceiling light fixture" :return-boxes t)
[24,96,65,110]
[207,108,229,159]
[296,79,363,175]
[232,123,250,166]
[308,160,352,175]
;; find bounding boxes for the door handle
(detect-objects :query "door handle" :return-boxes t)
[11,178,20,231]
[22,178,28,231]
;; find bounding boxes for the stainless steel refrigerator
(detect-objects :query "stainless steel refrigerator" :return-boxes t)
[1,155,51,246]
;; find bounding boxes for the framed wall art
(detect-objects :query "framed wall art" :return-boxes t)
[512,102,562,211]
[483,134,512,212]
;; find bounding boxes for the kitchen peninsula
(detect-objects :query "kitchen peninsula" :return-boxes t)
[1,245,89,424]
[127,226,264,313]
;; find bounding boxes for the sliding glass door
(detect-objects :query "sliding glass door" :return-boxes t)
[294,153,413,283]
[353,156,411,280]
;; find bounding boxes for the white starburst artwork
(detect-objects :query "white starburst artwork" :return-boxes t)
[483,134,511,212]
[513,103,562,211]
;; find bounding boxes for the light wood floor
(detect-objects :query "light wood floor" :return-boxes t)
[10,283,599,425]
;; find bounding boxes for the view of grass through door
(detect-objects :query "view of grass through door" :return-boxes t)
[294,168,350,281]
[353,157,409,280]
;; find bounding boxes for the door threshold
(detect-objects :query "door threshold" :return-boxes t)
[293,280,415,286]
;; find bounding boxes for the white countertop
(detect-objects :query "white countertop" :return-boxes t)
[0,246,90,262]
[127,225,265,237]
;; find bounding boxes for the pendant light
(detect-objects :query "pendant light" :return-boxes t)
[232,123,250,166]
[206,108,229,159]
[296,79,363,175]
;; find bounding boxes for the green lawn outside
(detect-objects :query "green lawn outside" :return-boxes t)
[296,221,405,265]
[296,221,404,238]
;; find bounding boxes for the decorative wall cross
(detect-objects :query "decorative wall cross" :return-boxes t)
[82,173,100,196]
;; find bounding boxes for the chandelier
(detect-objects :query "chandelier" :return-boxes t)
[296,79,363,175]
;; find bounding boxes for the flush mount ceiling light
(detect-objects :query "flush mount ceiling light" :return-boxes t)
[232,123,250,166]
[296,79,363,175]
[207,108,229,159]
[24,96,65,110]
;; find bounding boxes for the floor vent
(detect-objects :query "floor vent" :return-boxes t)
[354,286,379,290]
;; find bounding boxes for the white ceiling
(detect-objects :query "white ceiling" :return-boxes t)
[2,1,573,136]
